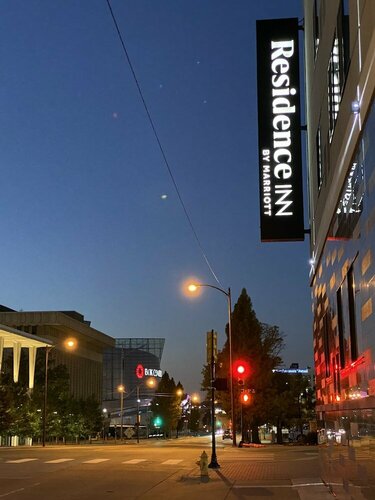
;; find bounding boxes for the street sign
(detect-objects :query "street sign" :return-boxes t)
[206,330,218,364]
[125,427,135,439]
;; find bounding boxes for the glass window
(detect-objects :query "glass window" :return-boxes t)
[337,285,348,368]
[323,313,331,377]
[337,266,358,368]
[313,0,320,57]
[328,32,341,141]
[347,266,358,361]
[316,124,323,189]
[340,0,350,76]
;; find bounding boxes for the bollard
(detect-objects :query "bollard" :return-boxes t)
[196,450,209,479]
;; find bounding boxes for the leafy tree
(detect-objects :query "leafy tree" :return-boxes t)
[189,406,200,433]
[80,396,103,438]
[0,349,102,442]
[150,372,183,437]
[210,289,285,443]
[267,372,315,443]
[0,383,13,434]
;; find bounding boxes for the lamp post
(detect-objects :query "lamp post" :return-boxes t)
[136,377,156,443]
[187,283,236,447]
[176,388,183,438]
[42,338,77,447]
[117,385,125,441]
[42,345,53,447]
[102,408,108,441]
[208,330,219,468]
[136,385,140,443]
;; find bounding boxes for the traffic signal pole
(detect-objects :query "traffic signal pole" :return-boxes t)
[227,288,236,447]
[208,330,220,468]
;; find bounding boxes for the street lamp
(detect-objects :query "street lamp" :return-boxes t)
[42,345,53,447]
[136,377,157,443]
[42,338,77,447]
[187,282,236,446]
[102,408,108,440]
[117,384,125,441]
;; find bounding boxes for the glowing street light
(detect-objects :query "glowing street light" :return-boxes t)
[135,377,157,443]
[118,384,125,441]
[186,281,236,447]
[64,338,77,350]
[42,338,78,447]
[191,393,200,405]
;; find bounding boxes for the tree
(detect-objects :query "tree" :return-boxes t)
[0,383,13,435]
[267,372,315,443]
[80,396,103,439]
[212,289,285,443]
[189,407,200,433]
[150,372,183,438]
[0,349,102,443]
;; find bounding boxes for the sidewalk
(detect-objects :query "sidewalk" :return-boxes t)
[142,444,375,499]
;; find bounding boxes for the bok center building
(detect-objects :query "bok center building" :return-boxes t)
[102,338,165,420]
[304,0,375,441]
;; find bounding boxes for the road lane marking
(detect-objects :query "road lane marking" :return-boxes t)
[6,459,38,463]
[83,459,110,464]
[122,459,147,464]
[161,459,183,465]
[45,458,75,463]
[0,488,25,498]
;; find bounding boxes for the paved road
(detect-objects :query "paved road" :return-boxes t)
[0,437,373,499]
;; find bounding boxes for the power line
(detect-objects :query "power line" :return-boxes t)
[105,0,222,287]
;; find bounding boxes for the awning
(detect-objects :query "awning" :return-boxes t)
[0,324,53,389]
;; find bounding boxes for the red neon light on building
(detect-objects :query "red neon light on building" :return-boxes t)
[135,364,144,379]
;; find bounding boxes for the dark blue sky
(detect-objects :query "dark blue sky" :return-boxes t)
[0,0,311,392]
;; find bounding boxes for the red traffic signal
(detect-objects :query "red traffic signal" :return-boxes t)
[233,360,250,385]
[240,390,252,405]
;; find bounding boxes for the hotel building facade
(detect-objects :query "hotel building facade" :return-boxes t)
[304,0,375,439]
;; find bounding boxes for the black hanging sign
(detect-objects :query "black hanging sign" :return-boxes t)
[256,18,304,242]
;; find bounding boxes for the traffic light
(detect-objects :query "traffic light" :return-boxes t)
[233,359,250,386]
[240,390,252,405]
[153,416,162,427]
[212,377,228,391]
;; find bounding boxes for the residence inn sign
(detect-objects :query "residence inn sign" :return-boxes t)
[256,18,304,242]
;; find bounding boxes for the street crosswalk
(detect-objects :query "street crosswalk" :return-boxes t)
[6,458,38,463]
[83,459,110,464]
[3,454,279,467]
[4,457,186,466]
[45,459,75,464]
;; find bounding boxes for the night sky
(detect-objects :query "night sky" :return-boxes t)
[0,0,311,393]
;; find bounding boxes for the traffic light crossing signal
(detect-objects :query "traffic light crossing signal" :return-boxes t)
[212,378,228,391]
[233,359,250,386]
[153,416,162,427]
[240,390,252,405]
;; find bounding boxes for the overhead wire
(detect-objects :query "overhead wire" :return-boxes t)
[105,0,222,287]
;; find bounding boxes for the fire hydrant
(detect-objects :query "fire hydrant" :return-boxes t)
[196,451,209,478]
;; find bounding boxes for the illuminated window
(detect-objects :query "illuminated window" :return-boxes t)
[316,124,323,189]
[322,313,331,377]
[337,266,358,368]
[313,0,320,58]
[328,34,341,141]
[340,0,350,75]
[334,160,364,239]
[328,3,350,142]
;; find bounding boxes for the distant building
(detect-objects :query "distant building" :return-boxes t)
[0,306,114,401]
[304,1,375,440]
[103,338,165,421]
